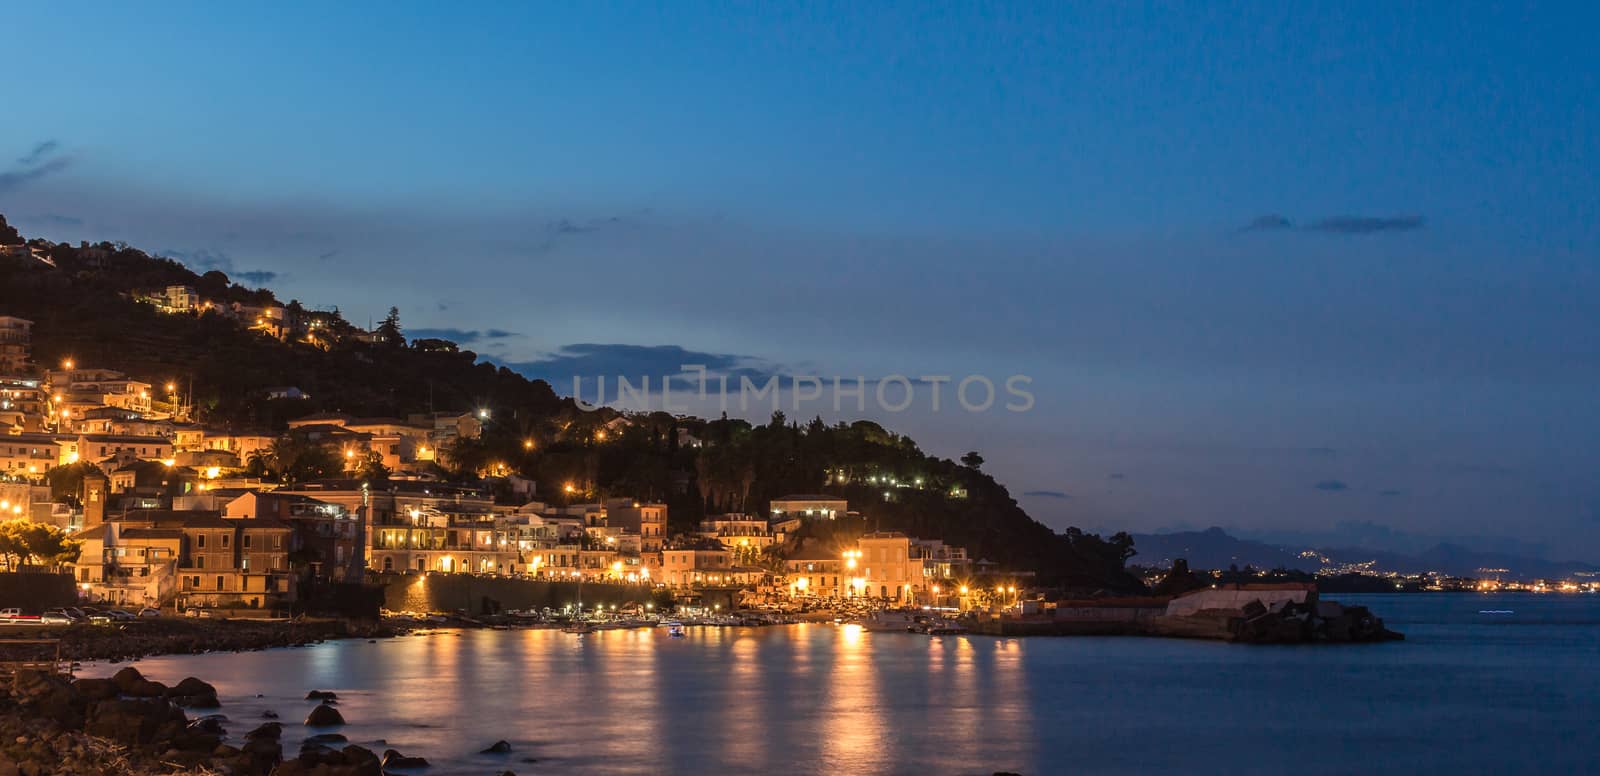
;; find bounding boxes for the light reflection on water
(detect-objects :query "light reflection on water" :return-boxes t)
[79,595,1600,775]
[85,624,1036,775]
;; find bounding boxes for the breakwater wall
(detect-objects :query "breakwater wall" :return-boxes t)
[0,572,77,612]
[375,573,652,615]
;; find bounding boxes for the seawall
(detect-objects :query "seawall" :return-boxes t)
[375,573,654,615]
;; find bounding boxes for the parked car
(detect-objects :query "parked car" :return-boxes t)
[40,612,73,625]
[0,608,41,624]
[137,607,162,618]
[106,609,137,620]
[87,613,114,625]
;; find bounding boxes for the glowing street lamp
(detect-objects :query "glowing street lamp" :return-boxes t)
[61,358,74,370]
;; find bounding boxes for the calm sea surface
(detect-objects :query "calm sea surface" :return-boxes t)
[83,593,1599,775]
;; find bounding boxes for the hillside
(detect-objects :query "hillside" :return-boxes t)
[0,213,1141,590]
[1133,527,1599,581]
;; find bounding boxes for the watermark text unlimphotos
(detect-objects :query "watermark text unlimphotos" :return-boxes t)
[572,365,1033,413]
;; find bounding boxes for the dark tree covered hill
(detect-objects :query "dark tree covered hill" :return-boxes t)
[0,215,1142,590]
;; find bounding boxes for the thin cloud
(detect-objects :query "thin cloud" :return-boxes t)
[1314,480,1350,492]
[163,248,280,288]
[16,141,58,166]
[1379,489,1403,497]
[529,211,650,257]
[33,213,84,227]
[1305,215,1425,234]
[1238,214,1293,233]
[506,343,783,386]
[408,328,520,345]
[235,270,278,286]
[1023,490,1071,499]
[1239,214,1425,235]
[0,140,73,194]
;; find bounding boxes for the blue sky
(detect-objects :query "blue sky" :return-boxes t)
[3,2,1598,557]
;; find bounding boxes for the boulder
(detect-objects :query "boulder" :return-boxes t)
[342,744,382,775]
[70,677,120,702]
[175,690,221,709]
[188,716,227,735]
[168,677,218,698]
[10,670,81,727]
[481,740,512,754]
[305,690,339,701]
[304,704,346,727]
[246,722,283,740]
[381,748,430,769]
[125,679,169,698]
[109,667,145,693]
[240,735,284,772]
[84,698,181,746]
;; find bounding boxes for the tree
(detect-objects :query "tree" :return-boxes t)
[377,306,404,347]
[0,522,81,571]
[45,462,103,503]
[960,451,984,469]
[254,433,342,483]
[355,450,391,482]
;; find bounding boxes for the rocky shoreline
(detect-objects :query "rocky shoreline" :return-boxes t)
[0,618,397,663]
[0,666,522,775]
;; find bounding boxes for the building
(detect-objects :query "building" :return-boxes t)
[662,547,738,589]
[769,494,849,520]
[0,377,47,432]
[605,499,667,552]
[71,521,183,607]
[277,480,518,576]
[146,285,199,314]
[171,513,295,610]
[0,433,58,479]
[223,491,363,582]
[783,545,845,598]
[697,514,776,556]
[0,316,32,374]
[264,386,308,401]
[59,434,175,467]
[858,532,919,602]
[71,510,296,611]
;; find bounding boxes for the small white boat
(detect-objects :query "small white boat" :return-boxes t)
[666,621,685,637]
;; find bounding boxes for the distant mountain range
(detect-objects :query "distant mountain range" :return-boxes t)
[1131,527,1600,581]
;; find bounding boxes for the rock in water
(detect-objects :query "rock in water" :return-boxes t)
[342,744,382,772]
[303,704,346,726]
[110,666,145,693]
[169,677,218,697]
[381,749,431,769]
[481,740,512,754]
[305,690,339,701]
[246,722,283,740]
